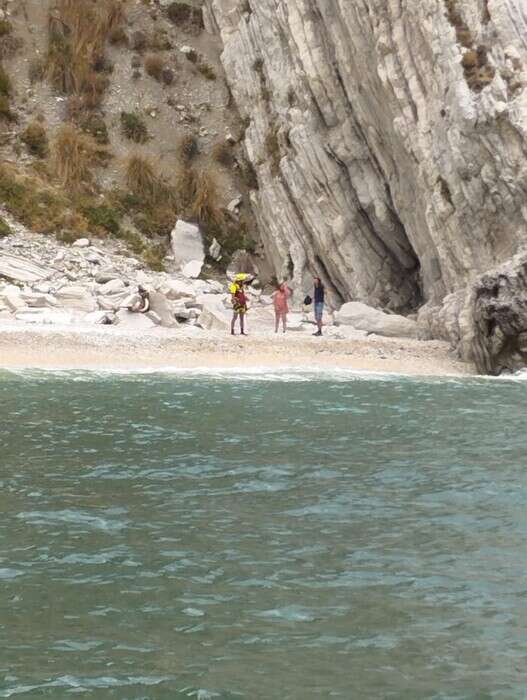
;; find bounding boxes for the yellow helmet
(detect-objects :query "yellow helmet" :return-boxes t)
[234,273,248,281]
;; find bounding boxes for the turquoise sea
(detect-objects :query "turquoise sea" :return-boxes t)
[1,369,527,699]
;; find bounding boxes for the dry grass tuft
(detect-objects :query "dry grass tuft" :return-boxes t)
[45,0,127,109]
[188,168,223,230]
[22,122,49,157]
[197,61,216,81]
[0,63,12,120]
[143,243,166,271]
[0,19,22,59]
[0,63,11,97]
[109,26,128,46]
[0,19,12,37]
[462,45,495,92]
[78,113,108,144]
[0,163,70,234]
[0,216,12,237]
[212,141,234,167]
[166,2,204,34]
[177,133,198,164]
[52,123,105,190]
[125,154,171,203]
[120,111,149,143]
[144,53,164,81]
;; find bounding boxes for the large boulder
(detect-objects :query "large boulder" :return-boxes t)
[55,285,97,312]
[158,279,196,300]
[149,291,178,327]
[97,279,127,296]
[469,252,527,374]
[335,301,419,339]
[182,260,204,279]
[197,295,231,332]
[0,253,54,283]
[115,310,157,330]
[20,292,58,308]
[3,290,26,312]
[170,220,205,276]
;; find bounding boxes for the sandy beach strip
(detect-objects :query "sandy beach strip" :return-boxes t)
[0,322,474,376]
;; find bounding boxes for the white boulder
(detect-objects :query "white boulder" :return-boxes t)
[335,301,420,339]
[20,292,58,308]
[97,279,127,296]
[0,253,54,283]
[55,285,97,312]
[158,279,196,299]
[4,291,26,312]
[182,260,204,279]
[170,220,205,274]
[197,295,231,332]
[209,238,222,261]
[149,291,177,327]
[115,310,157,330]
[72,238,90,248]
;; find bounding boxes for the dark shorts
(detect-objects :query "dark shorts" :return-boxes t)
[314,302,324,321]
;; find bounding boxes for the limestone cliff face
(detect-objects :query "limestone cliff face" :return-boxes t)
[205,0,527,348]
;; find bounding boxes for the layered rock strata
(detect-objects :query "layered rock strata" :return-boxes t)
[205,0,527,367]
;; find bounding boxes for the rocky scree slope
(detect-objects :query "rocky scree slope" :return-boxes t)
[0,0,262,275]
[206,0,527,373]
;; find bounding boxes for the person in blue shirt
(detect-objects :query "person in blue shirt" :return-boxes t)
[313,277,324,336]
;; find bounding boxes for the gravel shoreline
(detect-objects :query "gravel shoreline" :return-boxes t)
[0,322,473,376]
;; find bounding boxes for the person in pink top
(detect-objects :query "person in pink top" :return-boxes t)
[272,281,291,333]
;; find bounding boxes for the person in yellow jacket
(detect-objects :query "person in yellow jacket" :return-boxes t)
[230,274,249,335]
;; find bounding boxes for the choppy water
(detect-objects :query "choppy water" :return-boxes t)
[1,369,527,699]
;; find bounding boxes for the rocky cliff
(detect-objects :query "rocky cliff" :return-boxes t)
[205,0,527,370]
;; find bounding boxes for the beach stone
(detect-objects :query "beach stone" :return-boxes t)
[197,295,231,332]
[158,279,196,299]
[170,220,205,272]
[3,291,26,312]
[227,195,242,214]
[55,285,97,312]
[145,311,163,325]
[115,310,157,329]
[149,291,177,327]
[335,301,419,339]
[182,260,203,279]
[33,283,52,294]
[72,238,90,248]
[97,279,127,295]
[84,252,102,264]
[20,292,58,308]
[206,280,224,294]
[0,253,54,283]
[95,271,120,284]
[209,238,222,261]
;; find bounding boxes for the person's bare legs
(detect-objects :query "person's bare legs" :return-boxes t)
[240,313,246,335]
[282,313,287,333]
[231,312,238,335]
[274,312,279,333]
